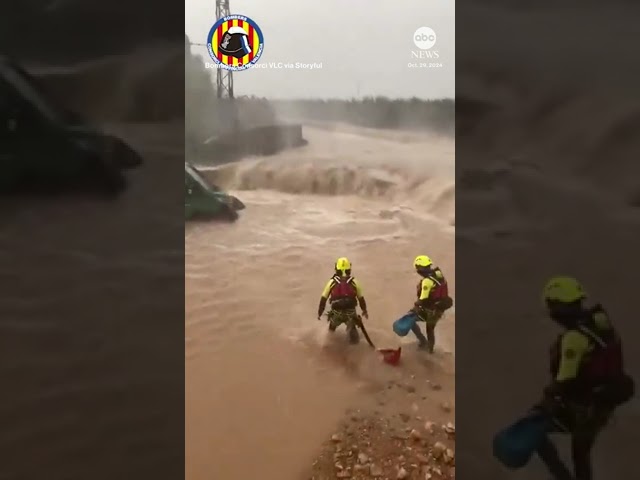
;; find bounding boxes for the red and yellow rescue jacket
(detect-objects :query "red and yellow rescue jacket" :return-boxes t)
[318,274,367,316]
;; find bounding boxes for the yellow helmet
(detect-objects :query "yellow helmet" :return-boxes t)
[414,255,433,269]
[335,257,352,274]
[543,276,586,304]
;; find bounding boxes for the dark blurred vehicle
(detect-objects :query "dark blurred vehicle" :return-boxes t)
[0,56,143,195]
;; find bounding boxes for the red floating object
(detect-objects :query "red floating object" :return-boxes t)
[378,347,402,365]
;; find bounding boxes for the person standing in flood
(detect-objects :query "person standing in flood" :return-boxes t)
[317,257,369,344]
[410,255,453,352]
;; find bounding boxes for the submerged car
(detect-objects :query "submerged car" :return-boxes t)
[0,56,143,195]
[185,162,244,221]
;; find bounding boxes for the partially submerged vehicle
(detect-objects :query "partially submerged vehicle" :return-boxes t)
[0,56,142,195]
[185,162,244,221]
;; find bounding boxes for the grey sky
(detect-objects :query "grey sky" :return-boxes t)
[185,0,454,99]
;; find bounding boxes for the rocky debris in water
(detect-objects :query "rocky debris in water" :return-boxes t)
[443,448,455,464]
[369,463,383,476]
[424,421,435,433]
[331,433,342,443]
[397,466,408,478]
[353,463,367,473]
[440,402,452,413]
[443,422,455,436]
[432,441,447,457]
[428,445,454,466]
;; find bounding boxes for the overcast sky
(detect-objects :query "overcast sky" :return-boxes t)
[185,0,454,99]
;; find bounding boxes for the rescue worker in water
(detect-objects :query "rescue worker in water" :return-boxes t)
[535,276,634,480]
[317,257,369,344]
[410,255,453,352]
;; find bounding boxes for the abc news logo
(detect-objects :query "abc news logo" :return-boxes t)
[412,26,439,59]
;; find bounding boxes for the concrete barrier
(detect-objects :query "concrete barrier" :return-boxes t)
[194,123,307,165]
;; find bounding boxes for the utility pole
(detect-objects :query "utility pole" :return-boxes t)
[215,0,239,132]
[215,0,234,99]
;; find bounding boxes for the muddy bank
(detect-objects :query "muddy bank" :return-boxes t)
[311,415,455,480]
[308,357,455,480]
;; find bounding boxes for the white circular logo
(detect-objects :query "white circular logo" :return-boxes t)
[413,26,437,50]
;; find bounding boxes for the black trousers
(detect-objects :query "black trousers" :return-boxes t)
[410,322,435,349]
[537,411,610,480]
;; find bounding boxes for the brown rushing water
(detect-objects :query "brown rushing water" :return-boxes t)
[0,121,185,480]
[185,124,455,479]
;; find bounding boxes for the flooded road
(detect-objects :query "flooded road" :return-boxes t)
[185,124,455,479]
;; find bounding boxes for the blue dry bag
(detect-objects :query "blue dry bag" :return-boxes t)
[492,410,552,469]
[392,312,417,337]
